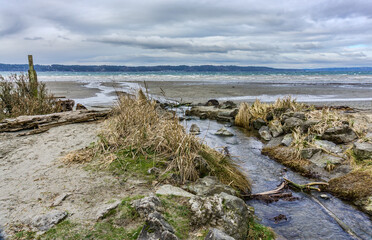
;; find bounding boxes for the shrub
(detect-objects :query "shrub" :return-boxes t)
[0,73,60,119]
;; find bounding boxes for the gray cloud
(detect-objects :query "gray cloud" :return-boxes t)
[0,0,371,67]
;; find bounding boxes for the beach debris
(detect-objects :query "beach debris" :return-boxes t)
[189,124,201,135]
[320,194,330,200]
[271,214,288,224]
[0,110,110,133]
[58,99,75,111]
[215,127,234,136]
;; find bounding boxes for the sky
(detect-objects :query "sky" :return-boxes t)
[0,0,371,68]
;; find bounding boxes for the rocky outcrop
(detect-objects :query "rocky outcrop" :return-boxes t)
[132,195,163,217]
[156,184,195,198]
[281,134,293,147]
[205,228,235,240]
[30,210,68,232]
[283,117,304,132]
[258,126,272,141]
[252,118,266,130]
[138,211,179,240]
[186,176,237,197]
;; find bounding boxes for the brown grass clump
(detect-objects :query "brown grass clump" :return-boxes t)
[235,96,308,130]
[0,73,61,120]
[261,146,313,177]
[327,169,372,201]
[63,148,95,164]
[96,90,251,192]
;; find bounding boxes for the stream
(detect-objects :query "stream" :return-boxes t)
[179,110,372,240]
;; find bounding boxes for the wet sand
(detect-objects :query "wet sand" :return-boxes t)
[45,81,101,99]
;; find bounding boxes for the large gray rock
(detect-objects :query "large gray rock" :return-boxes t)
[269,119,283,137]
[252,118,266,130]
[31,210,68,231]
[186,176,237,197]
[259,126,272,141]
[309,151,344,168]
[206,99,220,107]
[281,134,293,147]
[137,211,179,240]
[156,184,195,198]
[189,192,251,240]
[190,124,201,135]
[266,136,284,148]
[283,117,304,132]
[300,148,321,159]
[282,112,306,121]
[132,195,163,217]
[353,142,372,160]
[205,228,235,240]
[215,127,234,137]
[302,119,319,131]
[322,125,357,143]
[314,140,343,154]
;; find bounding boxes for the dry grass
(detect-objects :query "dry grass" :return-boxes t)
[0,73,61,120]
[235,96,308,130]
[78,90,250,192]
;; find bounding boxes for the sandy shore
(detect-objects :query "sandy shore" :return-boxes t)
[45,81,101,99]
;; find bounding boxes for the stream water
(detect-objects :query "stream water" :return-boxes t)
[179,111,372,240]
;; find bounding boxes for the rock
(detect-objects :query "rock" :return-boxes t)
[156,184,195,198]
[281,134,293,147]
[186,176,237,196]
[76,103,87,110]
[320,194,330,200]
[322,125,357,144]
[96,199,121,220]
[252,118,267,130]
[229,109,239,118]
[190,124,201,135]
[50,193,70,207]
[215,127,234,136]
[300,148,321,159]
[302,119,319,131]
[269,119,283,137]
[258,126,272,141]
[216,115,234,123]
[220,101,237,109]
[59,99,75,112]
[138,211,179,240]
[314,140,343,154]
[200,113,208,119]
[353,142,372,160]
[206,99,220,107]
[189,192,251,240]
[266,136,284,148]
[283,117,304,132]
[293,112,306,120]
[31,210,68,231]
[309,152,344,168]
[225,137,239,145]
[205,228,235,240]
[132,195,163,217]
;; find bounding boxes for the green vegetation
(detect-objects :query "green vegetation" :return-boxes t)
[247,218,276,240]
[0,73,61,120]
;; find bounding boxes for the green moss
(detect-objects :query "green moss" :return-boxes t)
[12,230,36,240]
[247,219,275,240]
[159,195,192,239]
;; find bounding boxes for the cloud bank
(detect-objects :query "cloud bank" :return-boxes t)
[0,0,371,67]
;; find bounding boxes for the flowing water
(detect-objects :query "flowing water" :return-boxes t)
[180,115,372,240]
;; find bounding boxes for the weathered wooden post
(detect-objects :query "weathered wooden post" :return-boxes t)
[28,55,38,97]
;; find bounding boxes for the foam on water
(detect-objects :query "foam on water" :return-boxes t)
[217,94,372,102]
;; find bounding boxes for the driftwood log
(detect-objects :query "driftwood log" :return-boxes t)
[0,110,111,134]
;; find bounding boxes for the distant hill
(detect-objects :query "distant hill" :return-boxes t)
[0,63,371,73]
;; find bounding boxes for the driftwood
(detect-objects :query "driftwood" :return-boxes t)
[0,110,111,134]
[284,177,329,192]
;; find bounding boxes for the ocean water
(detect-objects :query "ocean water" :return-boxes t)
[1,71,372,106]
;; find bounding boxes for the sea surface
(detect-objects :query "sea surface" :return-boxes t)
[1,70,372,107]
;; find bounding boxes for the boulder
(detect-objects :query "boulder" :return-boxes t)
[206,99,220,107]
[186,176,237,196]
[281,112,306,122]
[156,185,195,198]
[205,228,235,240]
[300,148,321,159]
[309,152,344,168]
[31,210,68,231]
[269,119,283,137]
[137,211,179,240]
[322,125,357,144]
[283,117,304,132]
[190,124,201,135]
[314,140,343,154]
[215,127,234,137]
[252,118,267,130]
[281,134,293,147]
[258,126,272,141]
[189,192,251,240]
[266,136,284,148]
[302,119,319,131]
[132,195,163,217]
[220,101,237,109]
[353,142,372,160]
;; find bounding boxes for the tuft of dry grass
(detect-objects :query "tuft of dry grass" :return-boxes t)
[85,90,250,192]
[0,73,61,120]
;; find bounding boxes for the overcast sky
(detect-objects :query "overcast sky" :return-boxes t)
[0,0,371,68]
